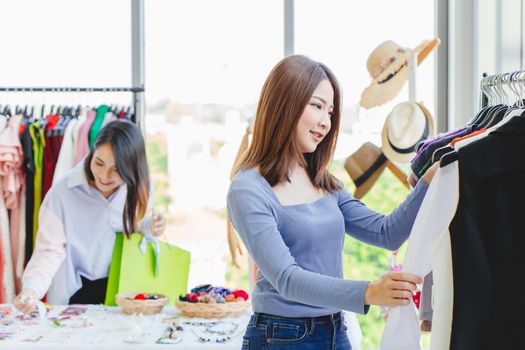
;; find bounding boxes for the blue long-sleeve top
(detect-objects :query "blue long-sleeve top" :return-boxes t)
[227,168,428,317]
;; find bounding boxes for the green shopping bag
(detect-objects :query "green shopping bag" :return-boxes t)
[105,233,191,306]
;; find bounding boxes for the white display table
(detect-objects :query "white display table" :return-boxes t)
[0,304,251,349]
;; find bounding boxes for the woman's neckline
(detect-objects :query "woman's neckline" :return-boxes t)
[250,168,331,208]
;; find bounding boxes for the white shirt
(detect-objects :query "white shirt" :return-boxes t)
[380,161,459,350]
[22,161,152,304]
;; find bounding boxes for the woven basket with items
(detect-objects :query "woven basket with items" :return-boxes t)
[176,284,250,318]
[116,292,169,315]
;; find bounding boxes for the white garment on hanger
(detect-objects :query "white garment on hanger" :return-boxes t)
[15,187,25,293]
[429,219,454,350]
[0,116,13,301]
[380,162,459,350]
[343,311,363,350]
[0,185,14,302]
[0,115,7,133]
[53,118,79,184]
[100,111,117,129]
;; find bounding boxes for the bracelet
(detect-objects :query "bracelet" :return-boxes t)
[205,321,238,336]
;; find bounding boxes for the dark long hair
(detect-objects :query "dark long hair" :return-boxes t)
[235,55,342,191]
[84,120,150,237]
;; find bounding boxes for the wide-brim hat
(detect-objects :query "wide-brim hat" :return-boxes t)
[381,101,435,163]
[360,38,440,109]
[344,142,388,199]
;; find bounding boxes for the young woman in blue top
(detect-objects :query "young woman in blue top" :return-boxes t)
[227,55,438,349]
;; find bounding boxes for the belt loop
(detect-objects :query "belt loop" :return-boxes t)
[308,317,315,335]
[253,312,259,327]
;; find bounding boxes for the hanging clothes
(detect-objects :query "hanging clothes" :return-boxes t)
[74,109,96,165]
[28,121,45,246]
[88,105,109,150]
[70,107,88,160]
[53,117,79,184]
[21,123,34,266]
[0,185,14,303]
[100,109,117,130]
[0,100,135,299]
[0,114,10,302]
[381,108,525,350]
[42,114,63,199]
[446,115,525,350]
[0,114,25,293]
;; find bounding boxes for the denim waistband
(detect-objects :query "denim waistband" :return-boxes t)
[254,311,341,322]
[250,311,344,332]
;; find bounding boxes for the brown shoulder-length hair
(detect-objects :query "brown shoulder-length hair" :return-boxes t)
[234,55,342,192]
[84,120,150,238]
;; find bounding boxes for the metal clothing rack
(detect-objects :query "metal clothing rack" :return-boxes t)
[0,86,144,93]
[480,70,525,108]
[0,85,144,124]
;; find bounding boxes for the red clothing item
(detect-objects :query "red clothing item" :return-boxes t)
[42,134,63,200]
[450,128,486,146]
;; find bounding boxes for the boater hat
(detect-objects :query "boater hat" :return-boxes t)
[381,101,435,163]
[360,38,440,109]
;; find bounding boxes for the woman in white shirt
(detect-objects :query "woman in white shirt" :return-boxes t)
[14,120,166,312]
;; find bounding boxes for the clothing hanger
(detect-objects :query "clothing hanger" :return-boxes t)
[476,75,509,128]
[4,105,11,117]
[478,104,508,129]
[472,73,516,129]
[75,104,82,118]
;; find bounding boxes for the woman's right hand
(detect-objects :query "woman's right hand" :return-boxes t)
[14,288,39,314]
[364,272,422,307]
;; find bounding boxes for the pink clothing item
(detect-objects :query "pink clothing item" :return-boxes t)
[12,187,25,293]
[0,207,4,302]
[73,110,96,165]
[0,114,25,296]
[0,114,25,209]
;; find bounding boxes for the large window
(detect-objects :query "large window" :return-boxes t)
[0,0,131,106]
[145,0,283,288]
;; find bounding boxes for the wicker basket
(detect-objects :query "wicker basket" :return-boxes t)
[175,300,251,318]
[116,293,169,315]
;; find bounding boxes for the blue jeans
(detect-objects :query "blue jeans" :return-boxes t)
[241,312,351,350]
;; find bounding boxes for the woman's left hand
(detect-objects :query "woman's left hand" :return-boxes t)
[150,213,167,237]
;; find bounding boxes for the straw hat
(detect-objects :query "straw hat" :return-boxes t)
[381,101,435,163]
[360,38,440,109]
[344,142,388,199]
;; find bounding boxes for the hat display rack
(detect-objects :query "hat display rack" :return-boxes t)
[384,53,419,186]
[344,39,440,199]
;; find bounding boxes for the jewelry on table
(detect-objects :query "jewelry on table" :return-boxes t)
[204,321,239,336]
[183,321,217,327]
[191,329,234,343]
